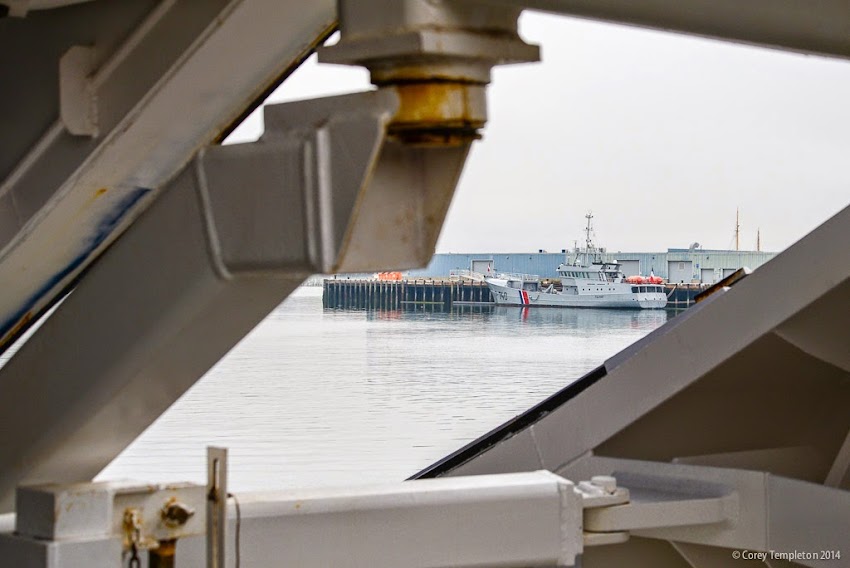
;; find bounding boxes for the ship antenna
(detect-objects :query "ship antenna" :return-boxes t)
[735,208,740,251]
[585,211,595,264]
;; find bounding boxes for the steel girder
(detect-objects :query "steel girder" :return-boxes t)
[0,0,336,351]
[0,88,474,512]
[480,0,850,61]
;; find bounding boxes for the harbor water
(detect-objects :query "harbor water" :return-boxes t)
[97,286,668,490]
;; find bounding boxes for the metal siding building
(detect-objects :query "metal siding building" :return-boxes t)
[409,253,567,278]
[408,250,777,281]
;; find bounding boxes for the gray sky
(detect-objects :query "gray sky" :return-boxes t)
[227,11,850,254]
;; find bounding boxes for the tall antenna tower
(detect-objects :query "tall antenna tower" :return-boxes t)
[735,208,741,251]
[583,211,598,264]
[584,211,594,251]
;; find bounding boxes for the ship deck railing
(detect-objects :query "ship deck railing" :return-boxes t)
[493,272,541,282]
[449,269,487,281]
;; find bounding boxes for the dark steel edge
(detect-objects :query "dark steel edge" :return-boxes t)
[410,364,608,479]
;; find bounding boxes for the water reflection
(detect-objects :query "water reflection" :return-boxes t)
[365,303,670,332]
[496,306,668,331]
[100,287,669,492]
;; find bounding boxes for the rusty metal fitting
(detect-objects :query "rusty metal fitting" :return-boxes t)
[161,498,196,528]
[386,81,486,146]
[122,508,142,548]
[149,538,177,568]
[318,0,539,146]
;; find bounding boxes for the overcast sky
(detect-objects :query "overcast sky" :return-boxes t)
[227,11,850,254]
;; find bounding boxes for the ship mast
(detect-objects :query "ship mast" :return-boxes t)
[735,208,740,251]
[584,211,595,264]
[756,228,761,252]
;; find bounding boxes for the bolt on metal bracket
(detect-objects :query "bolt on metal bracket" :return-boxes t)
[574,472,740,548]
[573,468,741,550]
[574,475,631,547]
[0,479,207,566]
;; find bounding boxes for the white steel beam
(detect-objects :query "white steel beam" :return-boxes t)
[188,471,582,568]
[3,460,845,566]
[480,0,850,61]
[0,471,583,567]
[0,0,336,350]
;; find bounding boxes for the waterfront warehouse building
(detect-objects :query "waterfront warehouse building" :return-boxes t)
[408,249,776,284]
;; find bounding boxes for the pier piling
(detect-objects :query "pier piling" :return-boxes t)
[323,278,494,311]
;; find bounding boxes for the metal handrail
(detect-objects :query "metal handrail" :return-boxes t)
[492,272,540,282]
[449,269,487,281]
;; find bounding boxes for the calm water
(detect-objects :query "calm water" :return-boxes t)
[97,286,668,490]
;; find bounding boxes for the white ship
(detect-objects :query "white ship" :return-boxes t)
[486,265,667,309]
[486,213,667,309]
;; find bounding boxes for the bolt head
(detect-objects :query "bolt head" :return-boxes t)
[590,475,617,493]
[161,500,195,528]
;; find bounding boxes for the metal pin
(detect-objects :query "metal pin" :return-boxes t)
[207,447,228,568]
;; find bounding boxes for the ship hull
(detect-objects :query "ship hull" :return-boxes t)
[486,279,667,309]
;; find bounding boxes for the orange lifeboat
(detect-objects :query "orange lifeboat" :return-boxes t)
[646,275,664,284]
[377,271,403,281]
[625,275,646,284]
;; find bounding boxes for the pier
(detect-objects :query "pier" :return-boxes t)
[664,283,708,309]
[322,278,492,311]
[322,279,706,310]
